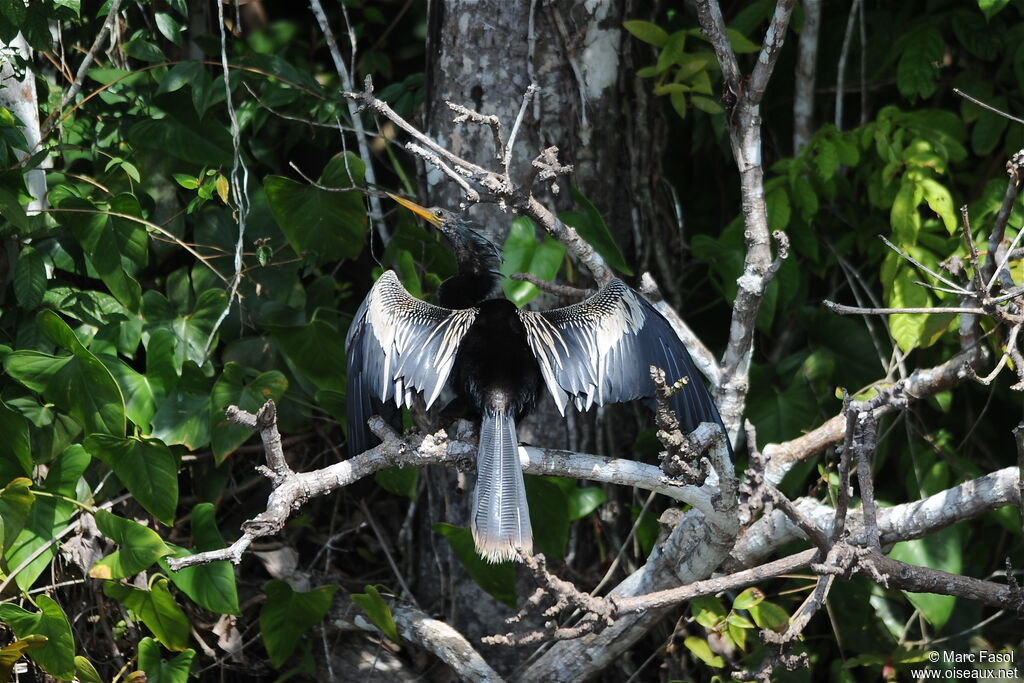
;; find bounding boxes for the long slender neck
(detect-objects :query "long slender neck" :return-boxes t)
[437,243,501,309]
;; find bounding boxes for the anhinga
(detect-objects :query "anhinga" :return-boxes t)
[346,195,728,563]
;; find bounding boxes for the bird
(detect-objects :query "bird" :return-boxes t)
[345,194,728,563]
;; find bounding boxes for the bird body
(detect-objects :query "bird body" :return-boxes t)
[346,195,728,563]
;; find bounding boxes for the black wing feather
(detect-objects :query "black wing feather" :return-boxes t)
[345,270,478,456]
[519,278,725,438]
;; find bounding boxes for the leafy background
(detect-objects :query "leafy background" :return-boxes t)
[0,0,1022,681]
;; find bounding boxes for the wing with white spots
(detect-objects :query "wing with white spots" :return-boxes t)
[345,270,478,456]
[519,279,724,436]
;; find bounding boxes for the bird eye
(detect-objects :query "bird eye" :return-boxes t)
[433,209,443,218]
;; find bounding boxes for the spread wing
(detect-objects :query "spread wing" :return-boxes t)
[518,278,724,436]
[345,270,478,456]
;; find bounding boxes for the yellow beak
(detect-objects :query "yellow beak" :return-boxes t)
[386,193,444,227]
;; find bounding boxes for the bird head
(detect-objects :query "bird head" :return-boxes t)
[386,193,502,266]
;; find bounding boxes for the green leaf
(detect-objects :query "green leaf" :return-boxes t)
[623,20,669,47]
[272,320,347,393]
[765,186,791,231]
[5,445,90,590]
[566,486,606,521]
[887,264,931,352]
[434,523,517,606]
[0,400,33,481]
[732,587,765,611]
[154,11,184,45]
[138,637,195,683]
[352,585,400,642]
[0,596,75,679]
[0,477,34,552]
[566,187,632,275]
[683,636,724,668]
[500,217,567,306]
[748,600,790,631]
[4,310,126,437]
[99,355,157,429]
[726,27,760,53]
[85,435,179,525]
[14,245,46,309]
[890,177,922,245]
[375,467,419,499]
[978,0,1009,20]
[160,504,241,616]
[690,595,727,629]
[260,580,338,668]
[656,31,686,73]
[142,288,227,369]
[814,139,840,181]
[918,177,957,234]
[90,509,173,579]
[150,361,212,450]
[691,95,723,114]
[57,197,142,311]
[74,656,104,683]
[210,363,288,462]
[127,117,233,166]
[320,151,367,188]
[524,476,569,559]
[0,187,30,232]
[896,25,944,100]
[264,175,367,265]
[888,525,963,628]
[103,579,191,651]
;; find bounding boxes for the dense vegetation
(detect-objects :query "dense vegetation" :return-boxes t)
[1,0,1023,680]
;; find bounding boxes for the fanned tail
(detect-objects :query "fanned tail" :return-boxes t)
[471,407,532,563]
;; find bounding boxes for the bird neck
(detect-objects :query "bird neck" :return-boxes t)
[438,247,502,308]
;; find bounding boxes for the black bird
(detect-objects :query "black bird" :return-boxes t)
[345,195,728,562]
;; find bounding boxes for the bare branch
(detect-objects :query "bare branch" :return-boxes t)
[509,272,593,299]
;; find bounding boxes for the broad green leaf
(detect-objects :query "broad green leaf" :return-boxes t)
[0,597,75,679]
[127,118,233,166]
[814,139,840,181]
[567,486,606,521]
[351,585,400,642]
[99,355,157,428]
[565,187,632,275]
[375,467,419,499]
[524,476,570,559]
[733,587,765,611]
[57,197,142,310]
[726,27,760,53]
[0,477,34,552]
[320,151,367,188]
[748,600,790,631]
[138,637,195,683]
[890,177,921,245]
[888,525,963,628]
[85,435,179,525]
[500,217,567,306]
[5,310,126,437]
[142,288,227,368]
[683,636,724,668]
[656,31,686,73]
[14,245,46,309]
[978,0,1009,20]
[766,186,791,231]
[272,320,347,393]
[896,25,944,100]
[154,11,184,45]
[918,177,957,234]
[103,579,190,651]
[6,445,90,590]
[210,363,288,462]
[434,523,517,606]
[0,187,29,231]
[150,361,213,450]
[0,400,32,481]
[90,509,173,579]
[260,580,338,668]
[691,95,723,114]
[690,595,727,629]
[159,504,241,616]
[264,175,367,265]
[623,20,669,47]
[887,265,931,352]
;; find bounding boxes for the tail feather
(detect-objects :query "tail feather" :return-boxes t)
[471,408,533,563]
